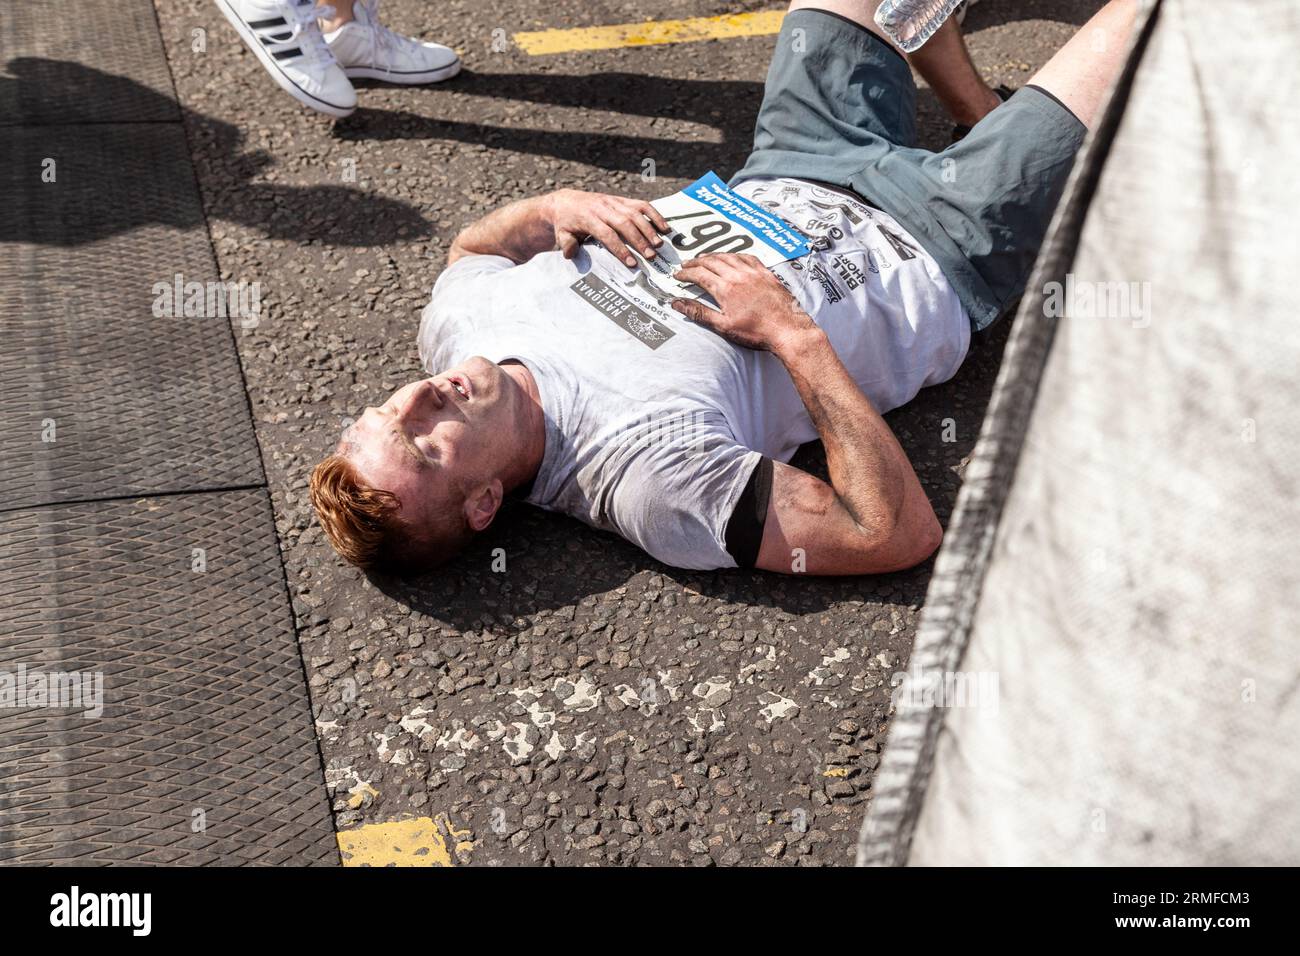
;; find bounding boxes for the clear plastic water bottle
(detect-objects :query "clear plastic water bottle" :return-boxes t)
[874,0,965,52]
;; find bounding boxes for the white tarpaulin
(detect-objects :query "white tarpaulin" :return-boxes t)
[859,0,1300,865]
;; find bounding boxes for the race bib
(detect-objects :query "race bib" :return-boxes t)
[625,172,811,307]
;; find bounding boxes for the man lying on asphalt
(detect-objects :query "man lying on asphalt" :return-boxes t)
[311,0,1136,576]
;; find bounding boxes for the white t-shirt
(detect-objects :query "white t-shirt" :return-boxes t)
[418,177,970,570]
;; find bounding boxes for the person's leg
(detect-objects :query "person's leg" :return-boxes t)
[787,0,1000,127]
[896,0,1139,326]
[320,0,461,84]
[217,0,358,117]
[729,3,920,191]
[1027,0,1139,128]
[908,16,1002,127]
[317,0,356,32]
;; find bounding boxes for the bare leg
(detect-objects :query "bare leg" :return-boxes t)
[787,0,1000,126]
[1028,0,1139,128]
[318,0,357,32]
[908,16,1001,126]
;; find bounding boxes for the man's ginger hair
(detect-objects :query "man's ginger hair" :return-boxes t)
[310,454,467,574]
[310,454,404,571]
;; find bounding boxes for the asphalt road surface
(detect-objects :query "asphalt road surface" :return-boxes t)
[154,0,1101,865]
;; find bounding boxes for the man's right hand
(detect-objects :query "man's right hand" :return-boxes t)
[674,258,941,576]
[548,189,669,266]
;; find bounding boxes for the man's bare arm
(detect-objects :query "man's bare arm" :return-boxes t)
[673,253,941,575]
[760,327,942,573]
[448,190,669,267]
[446,194,555,266]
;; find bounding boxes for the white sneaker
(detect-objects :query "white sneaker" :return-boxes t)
[324,0,461,85]
[217,0,357,118]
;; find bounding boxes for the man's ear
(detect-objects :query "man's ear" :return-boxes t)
[462,479,504,533]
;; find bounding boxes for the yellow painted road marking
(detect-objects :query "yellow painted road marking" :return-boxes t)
[346,782,379,809]
[338,814,475,867]
[514,10,786,55]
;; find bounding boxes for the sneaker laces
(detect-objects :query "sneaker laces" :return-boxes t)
[285,1,335,65]
[355,0,418,68]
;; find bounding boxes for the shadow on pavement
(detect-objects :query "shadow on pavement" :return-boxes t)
[0,58,432,247]
[334,70,763,175]
[334,69,971,171]
[374,483,937,627]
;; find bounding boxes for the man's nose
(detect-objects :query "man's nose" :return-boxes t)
[395,379,441,420]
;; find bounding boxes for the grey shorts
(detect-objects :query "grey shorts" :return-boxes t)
[730,8,1087,330]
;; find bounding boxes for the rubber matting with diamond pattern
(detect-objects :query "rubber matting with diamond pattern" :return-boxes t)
[0,0,179,125]
[0,125,265,511]
[0,492,336,865]
[0,1,337,865]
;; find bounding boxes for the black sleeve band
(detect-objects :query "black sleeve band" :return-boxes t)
[724,456,773,569]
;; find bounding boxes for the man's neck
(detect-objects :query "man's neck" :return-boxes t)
[500,360,546,494]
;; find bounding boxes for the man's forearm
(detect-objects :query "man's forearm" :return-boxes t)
[669,252,940,565]
[772,327,919,539]
[448,193,556,265]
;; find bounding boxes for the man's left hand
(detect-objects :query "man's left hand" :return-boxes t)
[672,254,816,352]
